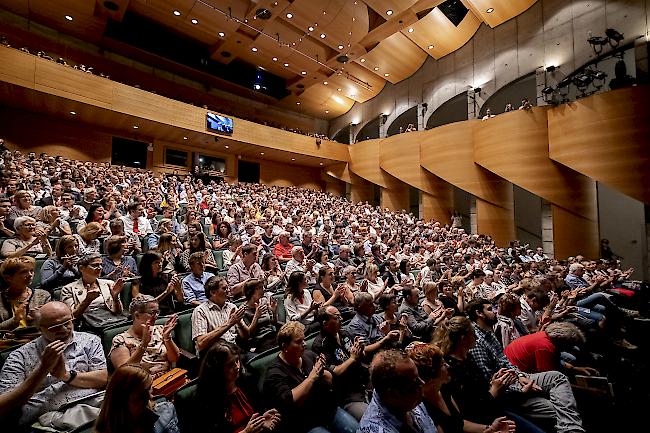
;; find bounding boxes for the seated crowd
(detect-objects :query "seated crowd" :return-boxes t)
[0,148,645,433]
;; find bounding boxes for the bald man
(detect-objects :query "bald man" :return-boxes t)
[0,301,108,427]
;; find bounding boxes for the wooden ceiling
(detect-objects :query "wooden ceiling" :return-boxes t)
[0,0,538,119]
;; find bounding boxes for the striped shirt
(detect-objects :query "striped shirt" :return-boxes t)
[191,300,238,352]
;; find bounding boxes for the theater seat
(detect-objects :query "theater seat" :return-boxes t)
[174,379,198,433]
[119,281,133,309]
[213,249,224,270]
[30,258,46,289]
[174,310,196,355]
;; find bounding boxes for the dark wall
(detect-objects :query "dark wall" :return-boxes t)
[387,106,418,136]
[479,73,537,117]
[356,117,380,142]
[426,92,468,129]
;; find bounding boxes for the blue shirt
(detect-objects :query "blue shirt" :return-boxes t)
[358,390,437,433]
[182,271,215,303]
[564,274,588,289]
[346,313,384,344]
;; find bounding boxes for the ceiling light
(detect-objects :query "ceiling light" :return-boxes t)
[272,57,278,61]
[183,136,188,140]
[251,47,258,52]
[408,28,414,33]
[191,18,198,25]
[253,84,261,90]
[296,102,301,105]
[323,81,328,85]
[374,67,379,71]
[286,13,293,19]
[386,10,393,16]
[284,63,289,67]
[338,45,344,49]
[173,10,181,16]
[218,32,225,37]
[133,125,139,129]
[319,162,323,166]
[64,15,73,21]
[486,8,494,13]
[291,158,296,161]
[360,58,365,63]
[301,71,307,75]
[337,88,342,91]
[325,110,329,113]
[260,152,265,155]
[320,34,326,39]
[225,145,229,149]
[428,45,434,49]
[308,26,314,31]
[384,73,389,77]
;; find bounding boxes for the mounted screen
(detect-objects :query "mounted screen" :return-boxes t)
[206,112,233,134]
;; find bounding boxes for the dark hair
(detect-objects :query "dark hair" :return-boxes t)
[466,298,492,321]
[126,201,140,213]
[217,221,232,238]
[370,349,413,396]
[498,294,520,318]
[138,251,163,286]
[85,203,103,223]
[204,275,227,300]
[399,259,409,274]
[241,244,256,256]
[286,271,306,298]
[377,293,396,310]
[189,232,208,253]
[196,341,240,422]
[260,253,275,271]
[243,279,264,300]
[105,235,126,256]
[470,269,486,279]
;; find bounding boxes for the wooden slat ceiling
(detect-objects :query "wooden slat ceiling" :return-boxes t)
[0,0,538,119]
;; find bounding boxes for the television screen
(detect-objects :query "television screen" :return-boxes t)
[206,112,233,134]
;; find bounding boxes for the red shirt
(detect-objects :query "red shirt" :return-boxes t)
[504,331,558,373]
[273,242,293,259]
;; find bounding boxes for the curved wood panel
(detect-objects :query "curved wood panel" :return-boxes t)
[379,131,436,195]
[474,107,597,220]
[0,46,350,164]
[348,139,390,187]
[548,86,650,204]
[420,120,513,207]
[358,32,428,84]
[476,198,516,247]
[462,0,538,29]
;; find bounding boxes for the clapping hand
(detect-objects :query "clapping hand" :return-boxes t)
[309,300,323,312]
[244,413,265,433]
[489,368,518,397]
[488,416,516,433]
[261,409,281,431]
[161,314,178,340]
[39,340,67,374]
[308,354,327,382]
[350,337,364,361]
[228,306,247,327]
[110,278,125,299]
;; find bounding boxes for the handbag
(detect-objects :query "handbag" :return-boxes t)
[151,367,189,397]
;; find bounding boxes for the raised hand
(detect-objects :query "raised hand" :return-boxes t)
[228,306,247,327]
[308,354,326,382]
[350,338,364,361]
[110,278,125,298]
[161,314,178,340]
[488,416,516,433]
[39,340,67,374]
[140,323,153,348]
[85,287,101,303]
[243,413,265,433]
[261,409,281,431]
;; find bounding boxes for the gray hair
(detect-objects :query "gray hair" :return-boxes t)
[129,294,157,316]
[568,263,583,274]
[14,215,35,230]
[77,252,102,268]
[354,291,373,309]
[545,321,585,347]
[291,246,303,256]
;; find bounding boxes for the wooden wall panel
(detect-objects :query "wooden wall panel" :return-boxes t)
[548,86,650,204]
[552,205,599,259]
[0,107,112,162]
[422,190,453,222]
[474,107,597,220]
[0,48,35,89]
[351,184,375,204]
[380,131,437,195]
[348,139,390,187]
[260,160,324,191]
[476,198,516,247]
[381,183,410,213]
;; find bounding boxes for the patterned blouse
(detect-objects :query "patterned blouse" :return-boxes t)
[109,324,170,376]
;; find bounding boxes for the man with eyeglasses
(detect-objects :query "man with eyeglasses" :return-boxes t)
[0,301,108,428]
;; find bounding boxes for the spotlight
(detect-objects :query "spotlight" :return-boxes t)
[594,71,607,80]
[542,86,555,95]
[587,35,608,54]
[605,28,624,43]
[557,77,571,89]
[473,87,482,94]
[546,65,556,72]
[574,74,593,88]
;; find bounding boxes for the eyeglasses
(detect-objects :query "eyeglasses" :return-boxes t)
[143,309,160,316]
[46,318,74,332]
[86,263,102,270]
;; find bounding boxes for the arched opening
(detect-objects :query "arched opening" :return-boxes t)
[386,106,418,136]
[355,117,380,142]
[332,125,351,144]
[479,72,536,117]
[425,92,468,129]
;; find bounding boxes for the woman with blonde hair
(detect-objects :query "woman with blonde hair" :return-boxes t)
[74,222,103,255]
[360,263,385,299]
[7,190,42,229]
[37,205,71,236]
[94,363,180,433]
[0,256,51,330]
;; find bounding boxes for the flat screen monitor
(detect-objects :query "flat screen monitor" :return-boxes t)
[206,112,233,134]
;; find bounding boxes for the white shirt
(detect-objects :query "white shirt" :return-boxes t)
[191,300,238,352]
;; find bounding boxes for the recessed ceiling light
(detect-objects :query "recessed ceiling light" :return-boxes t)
[296,102,301,105]
[323,81,328,85]
[69,111,76,115]
[308,26,314,31]
[260,152,264,155]
[291,158,296,161]
[225,145,229,149]
[319,162,323,166]
[428,45,434,49]
[325,110,329,113]
[360,58,365,63]
[338,45,344,49]
[133,125,139,129]
[173,10,181,16]
[320,33,326,39]
[64,15,73,21]
[218,32,225,37]
[486,8,494,13]
[301,71,307,75]
[286,12,293,19]
[251,47,258,52]
[337,88,342,91]
[284,63,289,67]
[407,28,414,33]
[386,10,393,16]
[183,136,188,140]
[374,67,379,71]
[191,18,198,25]
[272,57,278,61]
[384,73,390,77]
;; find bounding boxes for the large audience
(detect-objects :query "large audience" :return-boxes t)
[0,147,646,433]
